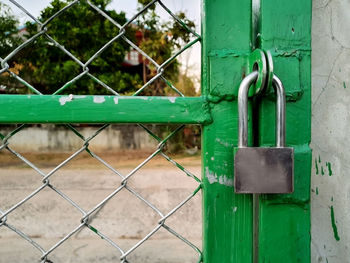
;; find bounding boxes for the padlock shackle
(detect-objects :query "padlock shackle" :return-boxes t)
[238,71,259,147]
[238,72,286,148]
[272,74,286,147]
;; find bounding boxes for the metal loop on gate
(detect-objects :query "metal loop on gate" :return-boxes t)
[264,50,274,92]
[247,49,267,96]
[246,49,275,96]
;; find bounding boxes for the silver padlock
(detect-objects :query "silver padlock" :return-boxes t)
[234,71,294,194]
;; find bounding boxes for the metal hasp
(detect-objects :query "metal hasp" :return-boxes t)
[234,72,294,193]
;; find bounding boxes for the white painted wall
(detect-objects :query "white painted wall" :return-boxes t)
[311,0,350,262]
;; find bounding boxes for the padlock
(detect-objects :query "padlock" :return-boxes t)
[234,72,294,194]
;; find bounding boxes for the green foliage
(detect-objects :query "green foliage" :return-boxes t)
[13,0,141,94]
[1,0,197,96]
[136,1,196,96]
[0,3,21,58]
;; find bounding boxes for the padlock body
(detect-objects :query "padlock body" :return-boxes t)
[234,147,294,193]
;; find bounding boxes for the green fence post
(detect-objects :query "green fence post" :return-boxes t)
[201,0,253,262]
[257,1,312,262]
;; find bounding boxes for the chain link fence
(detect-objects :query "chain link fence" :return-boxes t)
[0,0,202,262]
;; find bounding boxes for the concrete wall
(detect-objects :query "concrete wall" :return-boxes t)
[311,0,350,262]
[0,125,158,152]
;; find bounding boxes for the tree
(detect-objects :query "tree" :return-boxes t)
[0,3,21,57]
[0,2,22,93]
[136,2,196,96]
[11,0,140,94]
[1,0,197,96]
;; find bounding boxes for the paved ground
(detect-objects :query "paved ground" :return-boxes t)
[0,152,202,263]
[0,238,202,263]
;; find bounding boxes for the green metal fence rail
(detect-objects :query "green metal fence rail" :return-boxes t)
[0,0,311,262]
[0,96,211,124]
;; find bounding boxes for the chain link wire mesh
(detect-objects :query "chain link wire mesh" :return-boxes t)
[0,0,202,262]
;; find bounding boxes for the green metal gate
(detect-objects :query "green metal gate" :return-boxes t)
[0,0,311,262]
[202,0,311,262]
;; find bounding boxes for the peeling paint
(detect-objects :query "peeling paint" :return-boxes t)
[73,95,86,99]
[330,206,340,241]
[93,96,106,104]
[205,167,233,186]
[168,97,176,103]
[114,97,119,104]
[218,175,234,186]
[321,166,324,176]
[205,167,218,184]
[316,187,319,195]
[343,81,346,89]
[215,138,234,148]
[233,206,238,213]
[59,94,73,105]
[315,158,319,175]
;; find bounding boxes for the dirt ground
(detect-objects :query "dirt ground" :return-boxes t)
[0,150,201,169]
[0,151,202,263]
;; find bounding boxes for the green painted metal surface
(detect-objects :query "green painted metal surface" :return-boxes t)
[0,95,211,124]
[257,0,312,262]
[202,0,311,262]
[201,0,253,262]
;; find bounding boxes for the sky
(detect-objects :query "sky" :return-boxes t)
[2,0,201,83]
